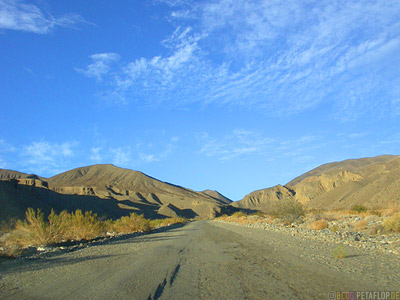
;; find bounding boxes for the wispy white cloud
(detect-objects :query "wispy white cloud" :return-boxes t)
[199,130,274,161]
[79,0,400,118]
[87,136,179,166]
[0,139,15,153]
[110,27,203,104]
[0,139,15,169]
[347,132,368,139]
[199,130,323,162]
[90,147,102,162]
[138,136,179,163]
[378,132,400,146]
[22,140,78,174]
[0,0,88,34]
[76,53,120,81]
[111,147,132,166]
[0,158,6,168]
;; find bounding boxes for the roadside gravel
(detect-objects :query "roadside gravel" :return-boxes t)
[213,220,400,288]
[216,218,400,256]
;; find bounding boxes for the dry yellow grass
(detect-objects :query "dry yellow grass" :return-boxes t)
[310,219,328,230]
[309,208,384,220]
[353,219,367,229]
[149,217,186,229]
[112,213,150,234]
[383,212,400,233]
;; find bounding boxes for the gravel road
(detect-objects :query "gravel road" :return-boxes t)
[1,221,399,300]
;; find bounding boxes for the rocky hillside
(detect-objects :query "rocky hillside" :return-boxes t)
[232,185,295,211]
[0,165,231,221]
[232,155,400,210]
[200,189,232,204]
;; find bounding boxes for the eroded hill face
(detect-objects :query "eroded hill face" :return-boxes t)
[0,165,231,221]
[233,155,400,211]
[231,185,295,210]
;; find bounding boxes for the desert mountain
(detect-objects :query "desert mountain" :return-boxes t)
[0,165,231,221]
[199,189,231,204]
[232,155,400,211]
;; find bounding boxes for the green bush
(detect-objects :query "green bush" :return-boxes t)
[351,205,367,213]
[269,199,304,222]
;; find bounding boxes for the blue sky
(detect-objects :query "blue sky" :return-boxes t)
[0,0,399,200]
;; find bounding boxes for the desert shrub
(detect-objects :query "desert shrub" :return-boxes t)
[231,211,247,218]
[5,208,106,247]
[251,211,265,217]
[7,208,53,247]
[0,219,17,233]
[268,199,304,222]
[308,208,324,215]
[310,219,328,230]
[352,219,367,229]
[370,209,382,217]
[332,245,346,259]
[64,210,105,241]
[383,212,400,233]
[331,225,339,232]
[149,219,165,229]
[366,224,384,235]
[164,217,186,225]
[218,214,229,219]
[149,217,186,229]
[351,205,367,213]
[113,213,151,234]
[3,208,187,253]
[0,244,22,258]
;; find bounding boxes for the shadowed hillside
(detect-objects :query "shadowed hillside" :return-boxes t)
[0,165,231,221]
[199,189,232,204]
[233,155,400,211]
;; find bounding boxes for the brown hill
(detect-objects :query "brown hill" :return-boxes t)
[232,185,294,211]
[0,165,231,221]
[233,155,400,211]
[200,190,231,204]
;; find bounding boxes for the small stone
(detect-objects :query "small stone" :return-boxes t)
[37,246,50,252]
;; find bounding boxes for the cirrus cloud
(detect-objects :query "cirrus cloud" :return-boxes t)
[76,53,120,81]
[0,0,89,34]
[78,0,400,119]
[22,140,78,175]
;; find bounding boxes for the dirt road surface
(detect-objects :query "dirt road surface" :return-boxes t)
[1,221,399,299]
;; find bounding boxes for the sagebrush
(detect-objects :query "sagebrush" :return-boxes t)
[2,208,187,253]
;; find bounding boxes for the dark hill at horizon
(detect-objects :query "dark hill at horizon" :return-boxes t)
[0,164,231,221]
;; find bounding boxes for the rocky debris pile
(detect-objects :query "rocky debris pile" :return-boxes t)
[216,217,400,256]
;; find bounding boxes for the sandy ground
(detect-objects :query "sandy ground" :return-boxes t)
[1,221,399,300]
